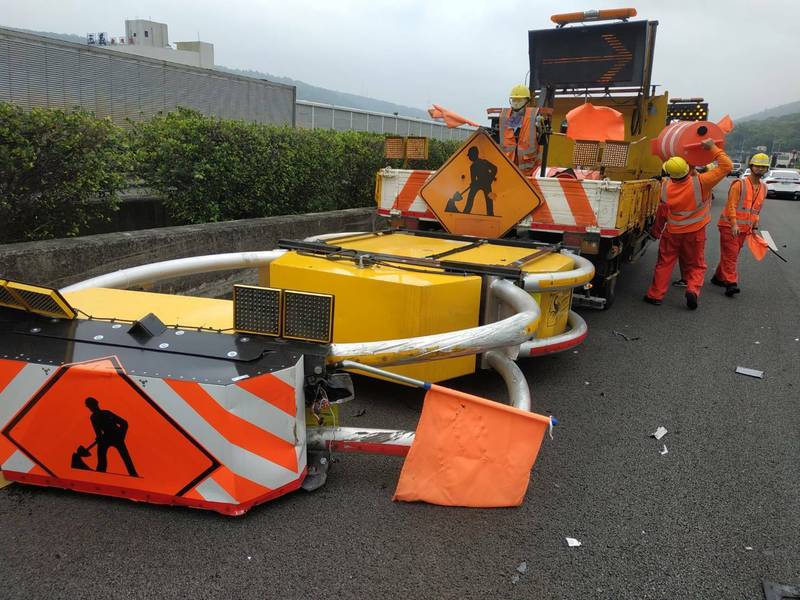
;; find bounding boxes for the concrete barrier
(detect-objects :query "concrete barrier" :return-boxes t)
[0,208,377,297]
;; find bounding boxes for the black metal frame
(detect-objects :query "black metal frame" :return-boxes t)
[278,231,561,281]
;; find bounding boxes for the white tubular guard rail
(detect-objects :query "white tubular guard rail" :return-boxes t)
[328,278,539,366]
[522,250,595,292]
[520,310,588,357]
[59,246,590,363]
[60,251,288,292]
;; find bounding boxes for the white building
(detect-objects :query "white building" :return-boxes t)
[89,19,214,69]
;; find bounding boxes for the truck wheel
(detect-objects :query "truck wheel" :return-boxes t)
[598,276,617,310]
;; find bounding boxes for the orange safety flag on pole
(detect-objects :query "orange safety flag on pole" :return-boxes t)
[565,103,625,142]
[394,384,552,507]
[427,104,480,128]
[717,114,734,134]
[747,233,769,261]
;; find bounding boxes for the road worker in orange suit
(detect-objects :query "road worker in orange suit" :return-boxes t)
[711,153,770,297]
[644,139,732,309]
[499,84,541,176]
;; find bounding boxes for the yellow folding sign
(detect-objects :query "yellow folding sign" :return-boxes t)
[419,130,542,238]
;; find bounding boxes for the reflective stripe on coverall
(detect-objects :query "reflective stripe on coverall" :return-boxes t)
[499,107,539,174]
[713,176,767,285]
[646,147,733,299]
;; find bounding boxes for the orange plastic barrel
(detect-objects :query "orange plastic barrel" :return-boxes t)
[650,121,726,166]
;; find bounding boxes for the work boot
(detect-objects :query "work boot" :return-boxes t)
[725,284,741,297]
[711,276,727,287]
[672,279,688,287]
[685,292,698,310]
[643,295,662,306]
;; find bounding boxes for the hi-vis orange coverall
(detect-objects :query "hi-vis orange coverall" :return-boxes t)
[712,176,767,285]
[498,107,539,175]
[646,146,732,300]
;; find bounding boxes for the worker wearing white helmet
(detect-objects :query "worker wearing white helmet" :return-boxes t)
[644,140,733,309]
[498,84,541,175]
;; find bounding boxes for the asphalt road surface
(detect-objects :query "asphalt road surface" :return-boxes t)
[1,179,798,599]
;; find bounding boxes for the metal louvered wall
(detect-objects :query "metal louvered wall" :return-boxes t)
[0,27,295,126]
[0,27,472,140]
[296,100,474,141]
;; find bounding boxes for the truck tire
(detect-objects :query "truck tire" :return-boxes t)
[598,275,617,310]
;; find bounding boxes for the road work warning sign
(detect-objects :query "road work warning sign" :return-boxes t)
[420,130,542,238]
[2,357,218,496]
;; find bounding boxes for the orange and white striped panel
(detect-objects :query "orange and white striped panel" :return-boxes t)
[378,168,622,235]
[527,178,598,227]
[0,355,307,515]
[377,168,435,218]
[139,359,306,512]
[0,359,52,478]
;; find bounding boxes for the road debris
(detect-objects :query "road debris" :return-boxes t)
[660,444,668,455]
[651,426,668,440]
[612,330,641,341]
[352,408,367,417]
[511,575,520,584]
[736,366,764,379]
[516,561,528,574]
[566,537,582,547]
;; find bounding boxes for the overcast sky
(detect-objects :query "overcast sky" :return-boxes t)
[4,0,799,122]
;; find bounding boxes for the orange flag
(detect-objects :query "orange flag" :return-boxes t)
[565,103,625,142]
[427,104,480,128]
[717,114,734,134]
[394,384,552,507]
[747,233,769,261]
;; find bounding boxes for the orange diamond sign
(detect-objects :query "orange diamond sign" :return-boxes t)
[420,130,542,238]
[2,357,218,496]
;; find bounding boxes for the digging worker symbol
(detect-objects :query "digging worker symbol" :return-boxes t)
[79,396,138,477]
[462,146,498,216]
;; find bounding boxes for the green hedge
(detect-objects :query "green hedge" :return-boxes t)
[0,103,129,243]
[130,108,461,224]
[0,103,463,242]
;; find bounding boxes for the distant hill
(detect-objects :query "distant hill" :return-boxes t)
[9,27,86,44]
[17,27,430,120]
[216,66,430,120]
[725,112,800,159]
[739,100,800,122]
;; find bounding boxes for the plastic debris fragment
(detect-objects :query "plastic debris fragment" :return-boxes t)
[736,366,764,379]
[651,426,668,440]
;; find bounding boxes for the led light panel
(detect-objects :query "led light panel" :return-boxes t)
[282,290,334,343]
[233,285,281,336]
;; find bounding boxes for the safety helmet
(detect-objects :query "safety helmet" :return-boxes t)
[663,156,690,179]
[750,153,770,167]
[509,84,531,100]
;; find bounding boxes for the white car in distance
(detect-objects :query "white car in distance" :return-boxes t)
[764,169,800,199]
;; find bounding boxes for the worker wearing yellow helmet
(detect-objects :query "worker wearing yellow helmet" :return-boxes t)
[498,84,541,175]
[644,140,733,309]
[711,153,770,296]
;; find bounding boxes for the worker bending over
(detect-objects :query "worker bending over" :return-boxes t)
[644,140,732,309]
[498,84,541,176]
[711,153,770,297]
